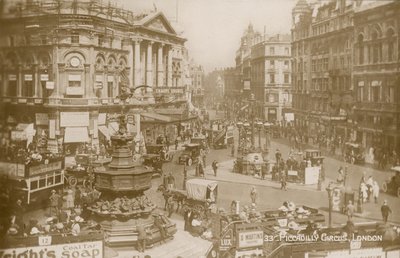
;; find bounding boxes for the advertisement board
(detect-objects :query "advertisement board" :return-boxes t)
[304,167,320,185]
[60,112,89,127]
[237,230,264,249]
[28,161,63,177]
[323,247,384,258]
[0,240,103,258]
[0,162,25,178]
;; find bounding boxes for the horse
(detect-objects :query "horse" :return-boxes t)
[157,184,187,213]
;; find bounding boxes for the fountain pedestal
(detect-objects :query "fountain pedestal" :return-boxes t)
[90,131,176,246]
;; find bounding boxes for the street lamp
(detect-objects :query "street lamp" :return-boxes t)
[236,121,244,153]
[255,121,263,149]
[243,121,250,150]
[263,122,271,151]
[326,183,334,228]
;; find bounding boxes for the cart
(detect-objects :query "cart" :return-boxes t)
[184,178,218,219]
[64,154,97,187]
[304,149,324,166]
[178,143,202,166]
[382,166,400,197]
[344,142,365,164]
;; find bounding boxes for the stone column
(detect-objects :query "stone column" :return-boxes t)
[167,47,173,87]
[84,64,91,98]
[146,41,153,90]
[134,39,141,90]
[157,43,164,87]
[33,64,40,97]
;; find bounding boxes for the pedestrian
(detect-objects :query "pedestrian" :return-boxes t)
[175,139,179,150]
[250,186,257,205]
[184,208,192,232]
[154,213,168,243]
[212,160,218,177]
[381,200,392,223]
[366,176,373,202]
[13,199,25,232]
[372,181,380,203]
[275,149,282,163]
[345,200,355,221]
[337,167,344,184]
[65,189,74,210]
[49,189,61,217]
[280,171,287,191]
[136,224,147,253]
[231,145,235,157]
[166,195,175,218]
[167,172,175,191]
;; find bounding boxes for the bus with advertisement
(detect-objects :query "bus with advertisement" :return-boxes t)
[0,156,65,209]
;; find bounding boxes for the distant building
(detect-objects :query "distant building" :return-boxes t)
[0,0,187,152]
[251,34,292,122]
[189,62,205,108]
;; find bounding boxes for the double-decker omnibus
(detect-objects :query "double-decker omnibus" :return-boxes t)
[0,156,65,209]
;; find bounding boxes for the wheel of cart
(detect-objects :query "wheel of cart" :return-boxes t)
[66,175,78,186]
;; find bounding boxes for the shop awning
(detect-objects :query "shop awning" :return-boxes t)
[141,112,173,123]
[98,125,110,140]
[108,122,119,135]
[64,127,89,143]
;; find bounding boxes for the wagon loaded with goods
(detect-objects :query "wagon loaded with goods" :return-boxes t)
[184,179,218,219]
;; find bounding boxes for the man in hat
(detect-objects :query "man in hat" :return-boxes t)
[154,213,168,243]
[167,172,175,191]
[49,190,61,217]
[136,223,148,253]
[381,200,392,223]
[13,199,25,232]
[212,160,218,177]
[250,186,257,205]
[71,216,81,236]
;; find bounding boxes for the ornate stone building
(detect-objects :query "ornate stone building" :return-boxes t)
[0,0,187,152]
[353,0,400,155]
[291,0,400,155]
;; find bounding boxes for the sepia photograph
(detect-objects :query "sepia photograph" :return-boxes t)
[0,0,399,257]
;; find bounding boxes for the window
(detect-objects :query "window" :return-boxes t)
[68,75,81,88]
[387,29,395,62]
[371,81,380,102]
[284,60,289,69]
[270,47,275,55]
[312,60,316,72]
[324,58,328,70]
[30,180,38,190]
[41,35,47,45]
[108,76,114,98]
[285,47,289,55]
[358,34,364,64]
[7,76,17,97]
[98,35,104,46]
[23,75,34,97]
[71,32,79,44]
[388,80,395,103]
[270,60,274,68]
[269,74,275,84]
[371,32,380,63]
[39,178,46,188]
[284,74,289,84]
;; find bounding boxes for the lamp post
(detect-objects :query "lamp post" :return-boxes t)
[236,121,243,153]
[243,121,250,150]
[256,121,263,149]
[263,122,271,152]
[326,183,334,228]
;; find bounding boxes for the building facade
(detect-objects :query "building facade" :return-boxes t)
[189,62,205,108]
[0,0,187,153]
[291,0,400,156]
[251,34,292,122]
[353,0,400,156]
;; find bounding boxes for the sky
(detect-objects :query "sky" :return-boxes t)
[115,0,297,72]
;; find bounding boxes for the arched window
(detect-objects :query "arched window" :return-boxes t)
[387,28,395,62]
[357,34,364,64]
[371,31,380,63]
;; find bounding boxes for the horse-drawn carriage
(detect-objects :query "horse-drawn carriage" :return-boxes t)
[158,179,218,220]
